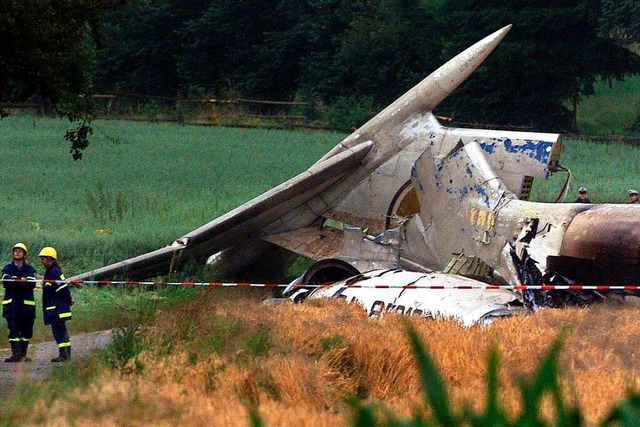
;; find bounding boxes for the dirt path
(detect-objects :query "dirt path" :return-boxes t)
[0,330,113,396]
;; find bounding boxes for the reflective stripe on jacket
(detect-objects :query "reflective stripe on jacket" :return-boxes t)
[42,265,72,325]
[1,262,37,319]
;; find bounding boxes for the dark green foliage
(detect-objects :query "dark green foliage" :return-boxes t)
[93,0,639,133]
[97,0,212,96]
[324,96,376,131]
[597,0,640,43]
[3,0,640,142]
[242,328,271,358]
[435,0,640,132]
[323,0,443,105]
[0,1,103,103]
[320,334,346,352]
[405,321,457,426]
[0,0,126,157]
[248,407,265,427]
[602,394,640,426]
[65,117,94,160]
[100,327,145,375]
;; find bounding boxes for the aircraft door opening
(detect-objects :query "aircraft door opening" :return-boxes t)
[386,181,421,230]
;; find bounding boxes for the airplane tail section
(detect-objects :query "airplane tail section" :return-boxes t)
[72,24,593,286]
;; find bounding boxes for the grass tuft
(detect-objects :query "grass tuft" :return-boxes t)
[100,327,145,375]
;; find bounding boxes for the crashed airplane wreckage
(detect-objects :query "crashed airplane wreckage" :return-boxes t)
[73,25,640,325]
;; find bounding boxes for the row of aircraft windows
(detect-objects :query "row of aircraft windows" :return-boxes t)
[370,299,426,317]
[336,294,430,318]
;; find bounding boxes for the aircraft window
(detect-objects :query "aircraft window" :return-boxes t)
[333,286,349,298]
[413,309,423,316]
[369,300,385,317]
[405,308,413,316]
[395,305,405,313]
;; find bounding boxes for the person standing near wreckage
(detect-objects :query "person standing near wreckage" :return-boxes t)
[2,243,38,362]
[629,189,639,204]
[573,187,591,203]
[39,247,72,362]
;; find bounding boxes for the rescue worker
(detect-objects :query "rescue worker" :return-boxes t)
[1,243,37,362]
[39,247,72,362]
[629,189,639,204]
[573,187,591,203]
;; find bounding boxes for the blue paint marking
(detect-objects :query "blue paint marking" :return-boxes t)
[451,149,462,158]
[503,138,554,164]
[434,174,442,189]
[476,187,491,208]
[479,142,496,154]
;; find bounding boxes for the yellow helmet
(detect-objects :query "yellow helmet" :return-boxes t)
[38,247,58,260]
[13,243,28,255]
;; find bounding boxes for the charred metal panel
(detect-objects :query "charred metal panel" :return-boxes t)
[560,205,640,266]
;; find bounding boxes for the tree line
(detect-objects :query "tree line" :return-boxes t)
[1,0,639,156]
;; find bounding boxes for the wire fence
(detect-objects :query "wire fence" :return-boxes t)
[92,93,331,130]
[3,94,640,143]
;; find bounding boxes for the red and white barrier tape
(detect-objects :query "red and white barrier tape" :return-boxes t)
[2,278,640,290]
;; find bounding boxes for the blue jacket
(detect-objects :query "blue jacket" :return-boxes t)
[42,264,72,325]
[2,261,37,319]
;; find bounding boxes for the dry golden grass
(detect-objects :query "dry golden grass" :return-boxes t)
[15,291,640,425]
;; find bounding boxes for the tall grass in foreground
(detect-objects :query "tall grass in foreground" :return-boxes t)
[3,291,640,425]
[349,324,640,426]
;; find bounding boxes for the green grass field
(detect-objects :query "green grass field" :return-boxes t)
[576,75,640,135]
[0,115,342,274]
[530,138,640,203]
[1,114,639,276]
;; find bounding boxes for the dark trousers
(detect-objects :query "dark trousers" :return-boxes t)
[6,316,34,342]
[50,321,70,347]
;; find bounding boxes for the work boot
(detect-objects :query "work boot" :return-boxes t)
[51,346,70,363]
[5,342,24,362]
[20,341,31,362]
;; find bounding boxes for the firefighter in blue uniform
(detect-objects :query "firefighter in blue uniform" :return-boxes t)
[39,247,72,362]
[2,243,38,362]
